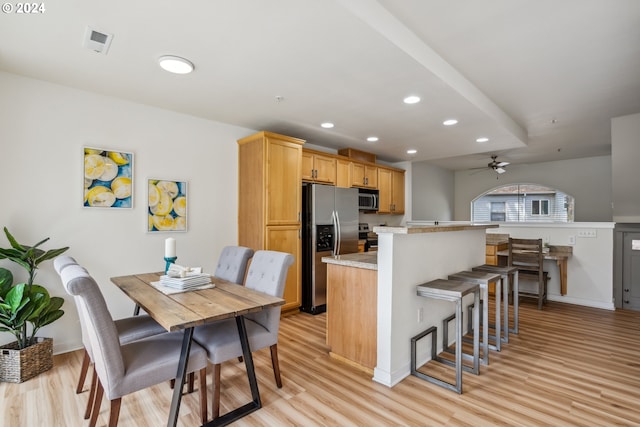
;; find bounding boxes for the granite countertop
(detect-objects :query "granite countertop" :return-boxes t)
[374,223,498,234]
[322,252,378,270]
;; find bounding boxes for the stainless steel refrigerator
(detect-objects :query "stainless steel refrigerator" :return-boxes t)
[301,183,359,314]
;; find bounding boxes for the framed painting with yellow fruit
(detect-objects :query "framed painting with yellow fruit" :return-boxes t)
[147,179,187,232]
[84,147,133,208]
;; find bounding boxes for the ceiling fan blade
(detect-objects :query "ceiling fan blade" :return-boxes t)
[496,161,510,167]
[495,167,506,174]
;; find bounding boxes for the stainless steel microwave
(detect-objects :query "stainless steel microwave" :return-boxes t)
[358,189,379,211]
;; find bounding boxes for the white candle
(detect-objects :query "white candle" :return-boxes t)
[165,237,176,258]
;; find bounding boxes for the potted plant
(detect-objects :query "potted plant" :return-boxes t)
[0,227,68,383]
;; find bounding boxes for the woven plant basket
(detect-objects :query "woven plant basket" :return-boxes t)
[0,337,53,383]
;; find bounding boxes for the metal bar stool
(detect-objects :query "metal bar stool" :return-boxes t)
[448,271,501,365]
[414,279,480,394]
[472,264,519,335]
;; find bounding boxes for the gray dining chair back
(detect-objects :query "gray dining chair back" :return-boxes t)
[193,249,294,419]
[243,250,293,337]
[214,246,254,284]
[58,261,208,426]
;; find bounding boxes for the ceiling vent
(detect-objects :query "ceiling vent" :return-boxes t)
[83,26,113,54]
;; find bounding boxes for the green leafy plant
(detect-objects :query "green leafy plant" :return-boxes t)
[0,227,68,349]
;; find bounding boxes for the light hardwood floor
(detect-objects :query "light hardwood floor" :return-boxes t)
[2,300,640,426]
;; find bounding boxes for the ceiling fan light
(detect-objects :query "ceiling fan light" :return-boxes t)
[158,55,194,74]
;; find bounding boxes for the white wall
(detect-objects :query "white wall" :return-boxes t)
[0,72,255,353]
[612,112,640,222]
[488,223,615,310]
[454,156,613,222]
[410,161,455,221]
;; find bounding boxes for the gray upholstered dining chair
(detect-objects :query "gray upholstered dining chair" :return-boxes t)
[54,256,166,420]
[214,246,254,284]
[57,261,209,427]
[193,250,294,419]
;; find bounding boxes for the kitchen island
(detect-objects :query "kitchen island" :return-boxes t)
[323,223,497,387]
[323,253,378,372]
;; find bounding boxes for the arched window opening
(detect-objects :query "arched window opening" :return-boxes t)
[471,184,574,223]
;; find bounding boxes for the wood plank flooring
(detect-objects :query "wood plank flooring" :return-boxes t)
[2,300,640,426]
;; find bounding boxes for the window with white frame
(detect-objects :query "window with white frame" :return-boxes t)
[531,199,549,216]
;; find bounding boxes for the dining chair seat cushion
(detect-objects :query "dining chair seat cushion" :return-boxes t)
[193,318,272,364]
[114,315,166,344]
[116,332,208,400]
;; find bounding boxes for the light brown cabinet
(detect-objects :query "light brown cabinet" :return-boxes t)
[377,167,405,214]
[485,243,508,266]
[302,150,336,184]
[238,131,304,313]
[336,158,351,188]
[351,162,377,189]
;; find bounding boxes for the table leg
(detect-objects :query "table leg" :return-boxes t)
[167,327,194,427]
[204,316,262,426]
[558,259,568,296]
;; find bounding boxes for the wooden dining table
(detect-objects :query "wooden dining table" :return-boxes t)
[497,249,572,295]
[110,272,284,427]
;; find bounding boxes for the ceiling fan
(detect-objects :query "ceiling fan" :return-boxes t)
[488,155,510,175]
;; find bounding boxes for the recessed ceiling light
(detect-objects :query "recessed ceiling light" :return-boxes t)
[158,55,194,74]
[443,119,458,126]
[403,95,421,104]
[321,122,334,129]
[367,136,379,142]
[476,137,489,143]
[407,149,417,154]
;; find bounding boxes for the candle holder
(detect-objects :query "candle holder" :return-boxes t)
[164,256,177,274]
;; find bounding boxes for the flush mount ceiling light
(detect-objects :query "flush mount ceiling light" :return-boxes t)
[321,122,334,128]
[407,149,417,154]
[367,136,379,142]
[443,119,458,126]
[476,137,489,143]
[403,95,421,104]
[158,55,194,74]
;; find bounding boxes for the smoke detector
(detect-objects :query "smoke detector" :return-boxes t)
[83,26,113,54]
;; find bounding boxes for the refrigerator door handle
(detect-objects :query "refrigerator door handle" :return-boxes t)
[335,210,342,255]
[331,210,338,255]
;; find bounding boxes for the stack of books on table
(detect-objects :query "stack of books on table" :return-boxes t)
[159,271,212,290]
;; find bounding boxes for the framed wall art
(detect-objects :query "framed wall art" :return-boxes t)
[147,179,187,232]
[83,147,133,208]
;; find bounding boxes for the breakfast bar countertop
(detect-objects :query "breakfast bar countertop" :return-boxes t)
[375,223,499,234]
[322,252,378,270]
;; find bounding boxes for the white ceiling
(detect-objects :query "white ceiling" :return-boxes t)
[1,0,639,171]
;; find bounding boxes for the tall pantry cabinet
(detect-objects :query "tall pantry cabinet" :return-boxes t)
[237,131,304,313]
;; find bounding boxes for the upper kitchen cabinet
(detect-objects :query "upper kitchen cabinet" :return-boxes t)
[378,167,405,214]
[302,149,336,184]
[351,162,377,189]
[336,158,351,188]
[238,131,304,313]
